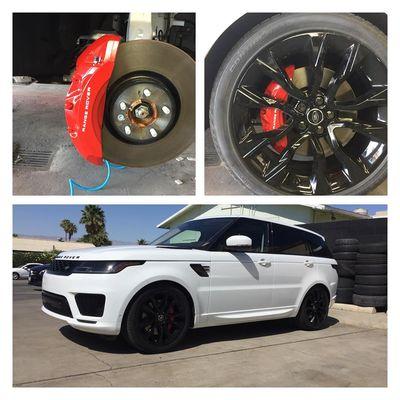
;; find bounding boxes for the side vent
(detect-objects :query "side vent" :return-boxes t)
[190,264,210,277]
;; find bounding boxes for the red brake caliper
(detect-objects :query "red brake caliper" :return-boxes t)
[259,65,295,153]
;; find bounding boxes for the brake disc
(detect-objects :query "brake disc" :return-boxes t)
[102,40,195,167]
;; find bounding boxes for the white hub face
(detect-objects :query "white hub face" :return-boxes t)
[41,217,338,338]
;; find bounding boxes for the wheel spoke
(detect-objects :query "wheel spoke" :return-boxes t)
[307,33,329,98]
[340,120,387,144]
[332,85,387,111]
[235,85,293,115]
[326,42,361,101]
[255,51,306,100]
[264,132,311,183]
[327,125,369,183]
[309,136,332,195]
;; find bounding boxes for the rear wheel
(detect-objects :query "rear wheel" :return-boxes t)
[123,285,191,354]
[296,286,330,330]
[210,13,387,195]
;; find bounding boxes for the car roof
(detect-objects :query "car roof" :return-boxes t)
[191,216,325,240]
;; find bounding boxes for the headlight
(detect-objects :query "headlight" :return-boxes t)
[49,260,145,275]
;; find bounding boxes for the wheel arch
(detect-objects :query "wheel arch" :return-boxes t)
[120,279,197,333]
[295,282,331,316]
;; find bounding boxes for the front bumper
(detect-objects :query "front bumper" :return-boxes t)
[41,272,127,335]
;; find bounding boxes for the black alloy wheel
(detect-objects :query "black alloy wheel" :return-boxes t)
[123,285,191,353]
[210,14,387,195]
[296,286,330,330]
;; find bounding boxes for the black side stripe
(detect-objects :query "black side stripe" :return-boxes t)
[190,264,210,277]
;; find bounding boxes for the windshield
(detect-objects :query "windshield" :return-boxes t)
[151,218,233,249]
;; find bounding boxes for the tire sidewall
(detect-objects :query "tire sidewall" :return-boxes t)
[13,273,19,280]
[210,13,387,195]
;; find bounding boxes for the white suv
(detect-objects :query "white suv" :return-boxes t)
[42,217,338,353]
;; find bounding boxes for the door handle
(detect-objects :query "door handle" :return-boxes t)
[304,260,314,268]
[258,259,271,267]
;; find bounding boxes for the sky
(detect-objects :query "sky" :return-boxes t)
[13,204,387,244]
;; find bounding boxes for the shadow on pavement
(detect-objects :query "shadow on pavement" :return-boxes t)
[59,316,339,355]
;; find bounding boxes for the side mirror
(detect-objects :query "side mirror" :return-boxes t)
[226,235,252,248]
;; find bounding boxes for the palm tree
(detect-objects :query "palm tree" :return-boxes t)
[60,219,71,242]
[137,238,148,245]
[79,205,105,235]
[67,222,78,241]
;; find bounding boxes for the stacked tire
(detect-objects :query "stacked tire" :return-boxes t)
[332,239,359,304]
[353,242,387,308]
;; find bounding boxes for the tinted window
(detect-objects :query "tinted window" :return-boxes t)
[307,234,332,258]
[212,218,269,253]
[152,218,233,249]
[270,224,310,256]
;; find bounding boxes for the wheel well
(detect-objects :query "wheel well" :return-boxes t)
[121,280,196,331]
[303,283,331,303]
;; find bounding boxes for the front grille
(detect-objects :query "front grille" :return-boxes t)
[75,293,106,317]
[42,291,72,317]
[49,259,77,275]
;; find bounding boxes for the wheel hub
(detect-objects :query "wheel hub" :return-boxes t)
[306,108,324,125]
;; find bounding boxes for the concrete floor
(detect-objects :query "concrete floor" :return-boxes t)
[205,129,387,195]
[13,83,195,196]
[13,281,387,387]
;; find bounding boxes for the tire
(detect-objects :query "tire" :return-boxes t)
[209,13,387,195]
[333,252,358,260]
[337,277,354,289]
[335,239,359,246]
[334,262,355,277]
[358,242,387,254]
[336,288,354,304]
[295,286,330,330]
[353,294,387,307]
[354,284,387,296]
[13,272,19,280]
[355,275,387,285]
[355,264,387,275]
[123,285,191,354]
[332,245,359,253]
[357,253,387,263]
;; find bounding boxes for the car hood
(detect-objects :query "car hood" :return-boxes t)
[55,245,211,262]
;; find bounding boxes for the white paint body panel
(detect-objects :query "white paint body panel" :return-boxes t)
[42,222,338,336]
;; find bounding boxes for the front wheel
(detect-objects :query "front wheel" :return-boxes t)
[295,286,330,330]
[13,272,19,280]
[123,285,191,354]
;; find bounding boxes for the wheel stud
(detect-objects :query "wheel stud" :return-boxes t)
[326,110,334,119]
[149,128,158,137]
[316,125,324,134]
[119,102,127,111]
[124,126,131,135]
[162,105,171,115]
[117,114,125,121]
[315,96,324,106]
[143,88,151,97]
[298,121,307,130]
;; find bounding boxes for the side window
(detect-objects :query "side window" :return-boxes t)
[169,230,201,244]
[308,234,332,258]
[213,219,269,253]
[270,224,311,256]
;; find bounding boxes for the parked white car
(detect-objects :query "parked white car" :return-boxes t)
[42,217,338,353]
[13,263,43,280]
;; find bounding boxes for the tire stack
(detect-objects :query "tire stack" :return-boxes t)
[332,239,359,304]
[353,242,387,309]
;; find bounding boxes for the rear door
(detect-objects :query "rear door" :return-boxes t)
[207,218,274,323]
[269,224,316,309]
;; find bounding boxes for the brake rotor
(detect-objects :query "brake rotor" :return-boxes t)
[102,40,195,167]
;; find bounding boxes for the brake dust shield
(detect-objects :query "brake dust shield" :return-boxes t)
[102,40,195,167]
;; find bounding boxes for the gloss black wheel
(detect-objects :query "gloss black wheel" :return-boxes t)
[210,13,387,195]
[296,286,330,330]
[123,285,191,353]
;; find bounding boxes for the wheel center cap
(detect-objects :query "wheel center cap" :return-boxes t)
[307,108,324,126]
[157,314,165,322]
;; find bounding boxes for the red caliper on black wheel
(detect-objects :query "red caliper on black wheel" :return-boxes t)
[259,65,295,153]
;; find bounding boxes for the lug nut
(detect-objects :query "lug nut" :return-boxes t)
[297,102,307,113]
[117,114,125,121]
[316,125,324,134]
[298,121,307,130]
[315,96,325,106]
[162,105,171,115]
[149,128,158,137]
[143,88,151,97]
[119,102,127,111]
[326,110,334,119]
[124,126,131,135]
